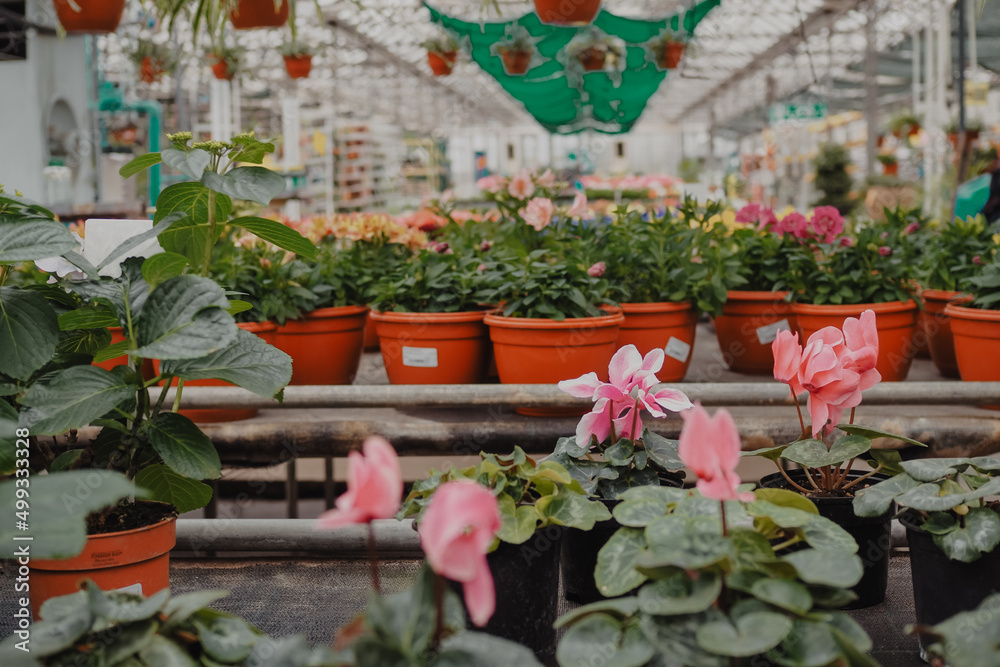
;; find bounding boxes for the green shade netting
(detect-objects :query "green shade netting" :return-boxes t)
[427,0,720,135]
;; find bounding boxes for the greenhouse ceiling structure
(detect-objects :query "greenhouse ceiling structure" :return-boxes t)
[94,0,994,135]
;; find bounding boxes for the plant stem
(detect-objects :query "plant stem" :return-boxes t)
[609,407,617,446]
[367,522,381,595]
[802,466,822,492]
[431,573,446,651]
[629,399,641,441]
[720,500,727,537]
[172,379,185,413]
[836,458,856,488]
[771,537,800,552]
[849,407,856,425]
[841,465,883,491]
[790,386,806,435]
[775,462,812,494]
[152,377,173,417]
[203,188,217,277]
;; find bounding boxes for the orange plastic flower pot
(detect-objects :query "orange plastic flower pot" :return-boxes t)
[272,305,368,385]
[485,309,624,416]
[363,311,380,351]
[427,51,457,76]
[944,301,1000,383]
[617,302,697,382]
[140,56,163,83]
[793,301,918,382]
[534,0,600,25]
[209,57,234,80]
[578,48,606,71]
[922,289,964,378]
[29,509,176,619]
[228,0,289,29]
[283,54,312,79]
[659,41,686,69]
[714,291,796,375]
[53,0,126,33]
[501,50,532,75]
[371,310,491,384]
[94,327,155,380]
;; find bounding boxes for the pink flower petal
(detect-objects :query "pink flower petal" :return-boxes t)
[463,558,496,627]
[557,372,602,399]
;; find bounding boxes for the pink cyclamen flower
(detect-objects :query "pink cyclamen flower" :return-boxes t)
[771,330,804,396]
[419,481,501,627]
[878,246,893,257]
[508,169,535,200]
[523,197,554,231]
[315,436,402,529]
[678,404,754,502]
[567,191,590,219]
[840,310,880,391]
[809,206,845,243]
[588,261,606,277]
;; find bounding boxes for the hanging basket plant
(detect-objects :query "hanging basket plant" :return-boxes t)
[207,45,242,81]
[228,0,289,29]
[422,35,460,76]
[279,41,316,79]
[648,30,688,70]
[130,40,176,84]
[563,30,625,74]
[52,0,126,34]
[491,25,535,76]
[533,0,600,26]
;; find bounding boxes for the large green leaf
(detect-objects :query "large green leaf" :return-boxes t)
[438,632,547,667]
[639,612,727,667]
[0,286,59,379]
[894,483,967,512]
[196,616,258,663]
[119,152,163,178]
[496,494,537,544]
[134,275,237,360]
[780,436,870,469]
[154,182,230,268]
[202,167,286,206]
[0,219,78,262]
[19,366,133,435]
[696,612,792,657]
[643,430,684,470]
[139,634,198,667]
[750,578,813,615]
[801,514,859,553]
[536,487,611,531]
[768,619,846,667]
[638,570,722,615]
[0,471,138,559]
[229,135,276,164]
[852,473,919,517]
[145,412,221,480]
[642,515,734,570]
[838,424,927,448]
[142,252,190,289]
[229,216,318,260]
[160,329,291,398]
[68,257,149,327]
[161,148,211,180]
[782,549,864,588]
[58,305,120,331]
[0,192,56,218]
[900,458,971,482]
[595,527,649,597]
[554,597,640,629]
[87,584,169,623]
[161,590,229,631]
[614,496,669,528]
[135,464,213,513]
[0,400,18,475]
[932,507,1000,562]
[556,614,653,667]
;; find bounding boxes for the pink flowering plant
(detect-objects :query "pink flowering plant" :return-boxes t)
[370,245,492,313]
[483,249,610,319]
[754,311,926,496]
[726,203,816,292]
[553,403,875,666]
[548,345,693,498]
[478,167,563,220]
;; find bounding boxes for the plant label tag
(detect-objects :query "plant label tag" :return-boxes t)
[402,346,438,368]
[115,583,143,596]
[664,337,691,363]
[756,319,791,345]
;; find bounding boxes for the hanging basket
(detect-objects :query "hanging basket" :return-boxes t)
[139,56,167,84]
[427,51,457,76]
[533,0,600,25]
[658,41,686,69]
[500,50,532,76]
[52,0,126,34]
[577,47,606,72]
[229,0,289,29]
[209,56,235,81]
[283,54,313,79]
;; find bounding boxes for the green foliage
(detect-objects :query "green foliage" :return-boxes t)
[963,249,1000,310]
[725,225,809,292]
[485,249,609,320]
[918,214,997,292]
[399,447,612,545]
[920,592,1000,667]
[372,247,489,313]
[813,143,855,215]
[558,488,874,667]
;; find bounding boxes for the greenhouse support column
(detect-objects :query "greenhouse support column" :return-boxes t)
[912,29,921,117]
[282,96,301,171]
[210,78,233,140]
[922,5,936,216]
[231,78,242,134]
[936,0,950,214]
[863,0,878,177]
[956,0,969,185]
[967,0,977,70]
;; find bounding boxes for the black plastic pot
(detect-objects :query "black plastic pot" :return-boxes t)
[760,470,892,609]
[903,511,1000,658]
[561,472,684,605]
[453,526,563,661]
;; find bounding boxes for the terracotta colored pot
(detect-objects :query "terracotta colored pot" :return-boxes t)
[94,327,155,379]
[485,308,624,416]
[283,54,312,79]
[616,302,697,382]
[578,47,605,71]
[228,0,289,29]
[882,162,898,176]
[501,50,532,75]
[371,310,491,384]
[363,311,380,351]
[29,505,176,618]
[714,291,796,375]
[945,301,1000,383]
[793,301,919,382]
[427,51,457,76]
[659,41,686,69]
[534,0,600,25]
[53,0,125,33]
[922,289,964,378]
[140,56,164,83]
[272,305,368,385]
[209,57,234,81]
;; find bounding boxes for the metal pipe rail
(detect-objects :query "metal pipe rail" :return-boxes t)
[175,519,420,556]
[168,381,1000,409]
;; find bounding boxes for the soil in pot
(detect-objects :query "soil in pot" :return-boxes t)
[903,511,1000,658]
[760,470,892,609]
[30,501,178,618]
[370,310,491,384]
[616,302,697,382]
[713,291,795,375]
[794,301,918,382]
[272,305,368,385]
[534,0,601,25]
[53,0,126,33]
[229,0,289,29]
[922,289,963,378]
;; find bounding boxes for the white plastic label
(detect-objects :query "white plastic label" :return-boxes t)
[756,319,791,345]
[664,337,691,363]
[116,583,143,596]
[402,346,438,368]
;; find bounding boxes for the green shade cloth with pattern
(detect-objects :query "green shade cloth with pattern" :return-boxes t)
[426,0,720,134]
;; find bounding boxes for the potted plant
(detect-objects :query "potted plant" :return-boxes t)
[648,30,687,70]
[598,198,736,382]
[556,405,877,666]
[52,0,126,33]
[753,312,928,608]
[888,111,921,139]
[206,44,243,80]
[399,447,612,661]
[566,35,624,73]
[227,0,289,29]
[533,0,600,25]
[156,0,289,32]
[278,40,316,79]
[877,153,898,177]
[549,344,693,603]
[422,35,460,76]
[370,245,493,385]
[492,25,534,76]
[813,142,856,215]
[945,249,1000,384]
[129,39,176,83]
[915,593,1000,666]
[946,117,985,149]
[789,216,920,381]
[853,456,1000,657]
[715,203,810,374]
